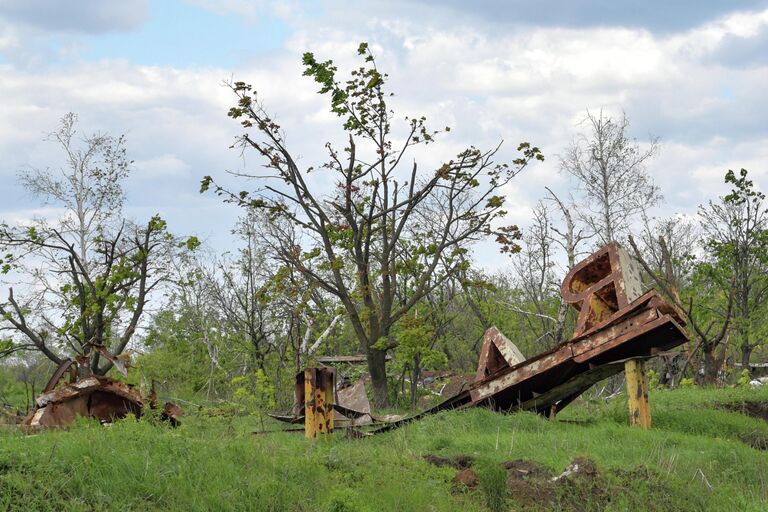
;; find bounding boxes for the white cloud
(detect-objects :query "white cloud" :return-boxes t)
[0,2,766,271]
[132,154,191,179]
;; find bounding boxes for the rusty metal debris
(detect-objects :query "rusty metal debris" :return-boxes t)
[315,354,391,365]
[372,241,689,433]
[275,241,688,437]
[269,369,404,433]
[23,359,182,428]
[301,367,335,438]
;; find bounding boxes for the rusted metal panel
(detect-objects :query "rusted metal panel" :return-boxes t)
[25,375,143,427]
[561,242,644,337]
[24,360,182,428]
[470,345,574,404]
[475,326,526,380]
[570,309,660,359]
[573,314,684,363]
[337,378,371,414]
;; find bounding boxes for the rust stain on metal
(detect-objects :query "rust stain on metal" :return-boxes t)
[561,241,644,337]
[475,327,526,380]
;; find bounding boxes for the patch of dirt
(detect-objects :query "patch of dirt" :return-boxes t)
[452,467,479,490]
[502,457,607,511]
[427,454,675,510]
[423,453,474,470]
[503,459,557,510]
[719,401,768,421]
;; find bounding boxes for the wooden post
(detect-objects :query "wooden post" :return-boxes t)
[304,367,335,438]
[625,359,651,428]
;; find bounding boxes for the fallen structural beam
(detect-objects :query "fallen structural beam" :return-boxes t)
[468,291,687,414]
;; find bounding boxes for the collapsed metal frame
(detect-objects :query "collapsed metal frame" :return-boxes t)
[274,242,690,437]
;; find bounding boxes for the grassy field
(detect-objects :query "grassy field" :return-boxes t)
[1,386,767,511]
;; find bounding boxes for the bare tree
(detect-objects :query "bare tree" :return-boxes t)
[0,114,186,376]
[560,111,661,244]
[545,187,591,342]
[508,202,563,347]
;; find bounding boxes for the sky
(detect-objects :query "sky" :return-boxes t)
[1,0,767,269]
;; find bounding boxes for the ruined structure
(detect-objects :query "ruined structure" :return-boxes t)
[278,242,690,436]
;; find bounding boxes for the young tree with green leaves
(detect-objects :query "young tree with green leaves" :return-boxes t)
[202,43,542,406]
[699,169,768,370]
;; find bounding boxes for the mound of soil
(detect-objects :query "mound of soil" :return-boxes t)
[426,453,673,510]
[452,467,479,490]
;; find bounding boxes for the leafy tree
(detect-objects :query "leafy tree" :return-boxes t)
[699,169,768,369]
[202,43,542,406]
[0,114,192,376]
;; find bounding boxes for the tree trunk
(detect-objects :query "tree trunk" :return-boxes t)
[701,345,719,385]
[367,348,389,408]
[741,343,753,375]
[411,358,421,410]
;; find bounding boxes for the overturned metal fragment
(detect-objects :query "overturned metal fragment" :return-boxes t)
[23,360,183,428]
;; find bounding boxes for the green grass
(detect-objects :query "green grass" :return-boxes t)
[1,386,767,511]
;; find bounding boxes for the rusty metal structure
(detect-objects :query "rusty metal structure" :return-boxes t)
[23,359,182,428]
[276,242,689,436]
[373,242,688,432]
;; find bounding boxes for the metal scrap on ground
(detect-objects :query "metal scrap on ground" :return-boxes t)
[372,241,688,432]
[23,358,182,428]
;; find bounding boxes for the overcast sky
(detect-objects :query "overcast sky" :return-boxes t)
[1,0,766,269]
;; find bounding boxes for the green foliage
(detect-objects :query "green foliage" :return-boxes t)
[737,369,752,388]
[475,459,508,512]
[231,369,276,412]
[647,369,660,390]
[681,377,696,388]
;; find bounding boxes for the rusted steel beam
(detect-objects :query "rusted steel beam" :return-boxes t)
[42,359,78,393]
[315,355,391,364]
[303,367,335,438]
[625,359,652,428]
